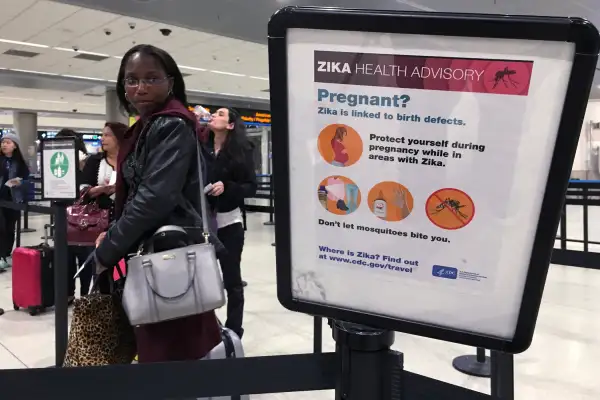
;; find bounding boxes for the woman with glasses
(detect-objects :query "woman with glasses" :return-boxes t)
[94,44,222,363]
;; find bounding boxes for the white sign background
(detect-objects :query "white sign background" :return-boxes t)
[42,140,77,200]
[286,28,574,339]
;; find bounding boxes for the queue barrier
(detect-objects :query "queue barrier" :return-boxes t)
[243,174,275,229]
[551,180,600,269]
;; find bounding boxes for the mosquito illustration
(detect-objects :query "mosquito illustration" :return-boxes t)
[431,198,469,219]
[492,67,519,89]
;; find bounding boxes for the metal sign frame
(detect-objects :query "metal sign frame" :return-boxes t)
[268,7,600,353]
[39,136,79,201]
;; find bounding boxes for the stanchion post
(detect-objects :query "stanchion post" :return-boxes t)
[264,175,275,226]
[332,321,402,400]
[452,347,491,377]
[491,351,514,400]
[20,203,36,233]
[313,316,323,353]
[15,210,22,248]
[53,204,69,367]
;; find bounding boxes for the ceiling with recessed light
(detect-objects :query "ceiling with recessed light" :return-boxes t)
[55,0,600,99]
[0,0,598,123]
[0,0,271,118]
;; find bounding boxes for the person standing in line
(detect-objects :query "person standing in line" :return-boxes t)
[200,107,257,338]
[0,133,30,271]
[94,44,222,363]
[75,122,127,294]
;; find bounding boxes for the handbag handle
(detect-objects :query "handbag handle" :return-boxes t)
[143,225,194,253]
[141,252,197,300]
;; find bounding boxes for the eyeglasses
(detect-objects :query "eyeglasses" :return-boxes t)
[123,77,170,88]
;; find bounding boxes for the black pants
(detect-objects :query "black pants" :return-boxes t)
[217,222,245,338]
[0,207,19,259]
[67,246,94,297]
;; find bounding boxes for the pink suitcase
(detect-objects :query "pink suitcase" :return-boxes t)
[12,225,55,316]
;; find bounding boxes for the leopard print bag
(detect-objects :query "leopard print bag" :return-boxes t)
[63,283,136,367]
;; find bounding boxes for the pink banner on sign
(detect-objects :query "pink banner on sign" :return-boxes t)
[314,51,534,96]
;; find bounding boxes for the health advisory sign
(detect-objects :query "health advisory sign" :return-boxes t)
[277,20,595,348]
[41,137,78,201]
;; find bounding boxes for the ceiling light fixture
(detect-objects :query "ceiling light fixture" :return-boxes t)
[180,65,207,72]
[249,76,269,81]
[0,96,34,101]
[210,70,245,77]
[40,100,69,104]
[61,74,104,81]
[0,39,48,48]
[10,69,58,76]
[53,47,110,57]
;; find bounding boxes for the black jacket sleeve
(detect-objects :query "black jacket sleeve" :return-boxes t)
[80,153,102,188]
[221,144,257,206]
[95,118,196,267]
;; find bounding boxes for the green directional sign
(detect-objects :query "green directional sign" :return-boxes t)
[49,151,69,178]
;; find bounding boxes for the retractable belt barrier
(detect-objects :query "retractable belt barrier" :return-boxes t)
[551,180,600,269]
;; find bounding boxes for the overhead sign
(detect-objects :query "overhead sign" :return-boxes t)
[40,137,79,201]
[268,7,599,353]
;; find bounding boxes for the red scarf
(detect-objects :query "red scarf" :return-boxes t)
[114,98,206,218]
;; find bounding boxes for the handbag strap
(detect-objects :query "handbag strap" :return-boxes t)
[194,138,210,240]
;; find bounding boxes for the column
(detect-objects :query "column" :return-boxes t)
[105,88,128,125]
[13,111,38,174]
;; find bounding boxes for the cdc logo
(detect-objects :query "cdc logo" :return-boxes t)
[432,265,458,280]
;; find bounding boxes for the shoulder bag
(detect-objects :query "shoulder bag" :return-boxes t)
[121,138,225,326]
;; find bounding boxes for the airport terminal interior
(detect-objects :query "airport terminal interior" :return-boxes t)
[0,0,599,399]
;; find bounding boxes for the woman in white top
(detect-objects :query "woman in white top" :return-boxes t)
[199,107,256,338]
[78,122,127,294]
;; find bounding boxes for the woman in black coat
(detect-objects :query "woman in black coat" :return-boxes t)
[200,107,257,338]
[94,44,222,363]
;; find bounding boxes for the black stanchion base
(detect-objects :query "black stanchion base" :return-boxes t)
[20,228,36,233]
[264,221,276,226]
[452,355,491,377]
[0,308,4,316]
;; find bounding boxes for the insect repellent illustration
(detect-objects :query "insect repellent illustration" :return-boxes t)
[318,185,328,210]
[345,184,359,214]
[373,190,387,219]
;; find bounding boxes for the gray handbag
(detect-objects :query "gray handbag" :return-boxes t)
[121,139,226,326]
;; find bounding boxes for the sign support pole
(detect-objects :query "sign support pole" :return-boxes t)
[491,351,514,400]
[332,321,402,400]
[53,203,69,367]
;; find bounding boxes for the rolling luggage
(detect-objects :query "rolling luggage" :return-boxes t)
[12,224,55,316]
[200,327,249,400]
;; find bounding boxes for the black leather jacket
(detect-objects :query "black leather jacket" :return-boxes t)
[95,116,220,268]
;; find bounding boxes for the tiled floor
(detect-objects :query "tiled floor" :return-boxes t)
[0,212,599,399]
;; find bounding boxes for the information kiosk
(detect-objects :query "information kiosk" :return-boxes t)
[0,8,598,400]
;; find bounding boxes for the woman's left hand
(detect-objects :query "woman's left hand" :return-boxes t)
[209,181,225,196]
